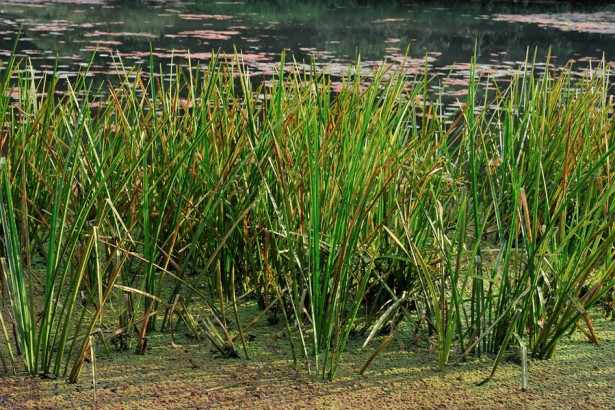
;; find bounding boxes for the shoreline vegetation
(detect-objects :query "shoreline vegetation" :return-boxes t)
[0,51,613,394]
[0,307,613,408]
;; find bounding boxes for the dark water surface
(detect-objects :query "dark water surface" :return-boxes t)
[1,0,614,91]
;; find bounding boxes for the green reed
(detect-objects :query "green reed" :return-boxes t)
[0,52,612,386]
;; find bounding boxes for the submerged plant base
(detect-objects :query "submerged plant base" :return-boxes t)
[0,312,612,409]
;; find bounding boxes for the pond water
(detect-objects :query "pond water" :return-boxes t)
[0,0,614,92]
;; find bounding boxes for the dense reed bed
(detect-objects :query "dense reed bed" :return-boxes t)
[0,52,613,386]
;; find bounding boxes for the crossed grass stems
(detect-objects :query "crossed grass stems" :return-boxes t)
[0,51,613,385]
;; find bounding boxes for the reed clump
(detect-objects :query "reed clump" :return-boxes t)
[0,52,613,385]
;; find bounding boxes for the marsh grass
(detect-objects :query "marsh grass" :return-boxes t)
[0,52,613,386]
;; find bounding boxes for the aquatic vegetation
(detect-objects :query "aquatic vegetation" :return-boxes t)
[0,52,613,387]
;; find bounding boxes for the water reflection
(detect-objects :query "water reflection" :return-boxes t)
[0,0,613,88]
